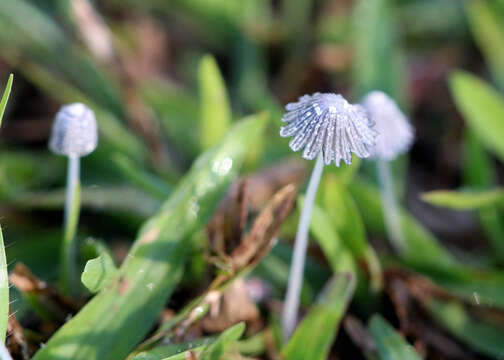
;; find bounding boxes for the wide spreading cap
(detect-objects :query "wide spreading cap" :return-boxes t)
[280,93,377,166]
[49,103,98,157]
[361,91,414,161]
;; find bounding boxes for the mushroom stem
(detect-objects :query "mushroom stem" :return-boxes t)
[376,159,406,254]
[0,342,13,360]
[282,152,324,341]
[60,155,82,296]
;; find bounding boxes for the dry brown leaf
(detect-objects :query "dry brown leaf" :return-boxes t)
[231,183,297,270]
[201,279,260,333]
[6,311,29,360]
[10,263,80,323]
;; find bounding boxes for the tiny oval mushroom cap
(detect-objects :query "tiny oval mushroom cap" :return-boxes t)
[280,93,377,166]
[361,91,414,161]
[49,103,98,157]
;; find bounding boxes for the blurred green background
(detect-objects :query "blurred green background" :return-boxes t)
[1,0,504,359]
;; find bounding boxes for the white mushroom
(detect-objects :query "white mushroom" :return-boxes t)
[280,93,377,166]
[361,91,414,161]
[280,93,376,340]
[48,103,98,295]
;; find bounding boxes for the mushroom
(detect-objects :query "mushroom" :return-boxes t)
[49,103,98,294]
[362,91,414,255]
[279,93,377,340]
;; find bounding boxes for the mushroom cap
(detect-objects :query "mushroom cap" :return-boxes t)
[49,103,98,157]
[361,91,414,161]
[280,93,377,166]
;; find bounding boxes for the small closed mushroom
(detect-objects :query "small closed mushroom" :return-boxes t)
[49,103,98,295]
[362,91,413,161]
[361,91,414,255]
[280,93,377,340]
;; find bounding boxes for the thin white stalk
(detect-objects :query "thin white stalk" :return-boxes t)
[377,159,406,254]
[61,155,81,295]
[64,156,80,224]
[0,343,12,360]
[282,152,324,341]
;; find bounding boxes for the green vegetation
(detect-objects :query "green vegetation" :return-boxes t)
[1,0,504,359]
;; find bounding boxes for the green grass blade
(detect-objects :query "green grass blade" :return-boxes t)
[0,75,12,343]
[462,131,504,262]
[465,0,504,89]
[426,299,504,358]
[0,227,8,342]
[349,178,456,268]
[60,176,82,296]
[112,154,172,199]
[0,0,123,116]
[32,114,268,360]
[352,0,405,101]
[308,200,356,274]
[282,274,356,360]
[369,315,422,360]
[449,71,504,163]
[0,74,13,127]
[199,54,232,150]
[200,322,246,360]
[422,188,504,210]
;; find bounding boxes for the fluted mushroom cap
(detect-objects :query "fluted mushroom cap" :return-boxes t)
[361,91,414,161]
[49,103,98,157]
[280,93,377,166]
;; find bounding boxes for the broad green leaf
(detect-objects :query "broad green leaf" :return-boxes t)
[33,114,267,360]
[81,252,118,293]
[449,71,504,162]
[282,274,356,360]
[0,74,13,126]
[465,0,504,88]
[0,227,8,342]
[369,315,421,360]
[199,54,232,150]
[422,188,504,210]
[352,0,405,102]
[426,299,504,358]
[200,322,245,360]
[349,178,456,268]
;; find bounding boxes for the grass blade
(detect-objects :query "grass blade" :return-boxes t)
[422,188,504,210]
[199,54,232,150]
[369,315,422,360]
[465,0,504,88]
[349,178,456,268]
[200,322,245,360]
[449,71,504,163]
[32,114,268,360]
[0,74,13,127]
[282,274,356,360]
[0,227,8,342]
[426,299,504,358]
[352,0,405,102]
